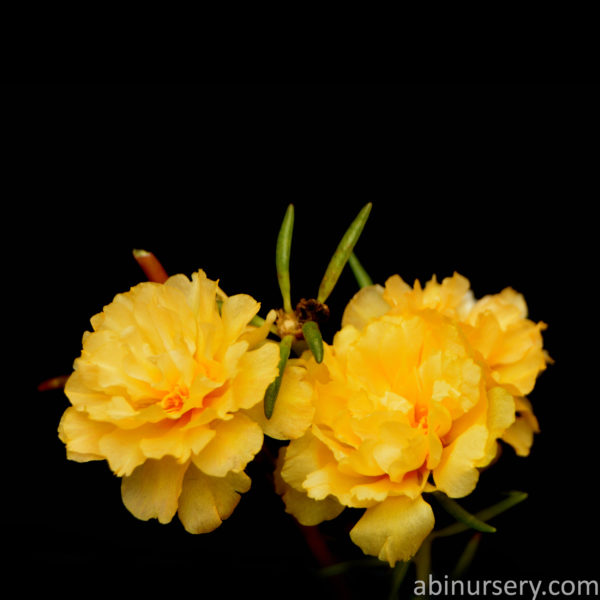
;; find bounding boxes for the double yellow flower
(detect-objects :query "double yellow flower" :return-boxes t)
[277,272,548,565]
[58,269,547,564]
[58,270,313,533]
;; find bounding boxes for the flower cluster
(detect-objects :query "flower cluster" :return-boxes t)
[54,205,549,571]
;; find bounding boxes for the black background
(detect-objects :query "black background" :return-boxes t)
[9,84,599,598]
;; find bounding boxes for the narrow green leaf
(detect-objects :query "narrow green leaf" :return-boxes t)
[276,204,294,314]
[433,491,527,539]
[474,491,528,523]
[433,492,496,533]
[348,252,373,288]
[302,320,324,363]
[452,533,481,579]
[317,203,372,304]
[263,334,294,418]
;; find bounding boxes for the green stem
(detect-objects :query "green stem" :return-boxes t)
[276,204,294,314]
[317,203,372,304]
[348,252,373,288]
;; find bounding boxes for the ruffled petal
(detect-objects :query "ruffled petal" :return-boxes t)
[238,309,277,349]
[280,432,335,492]
[177,464,250,534]
[217,294,260,358]
[433,424,488,497]
[245,361,315,441]
[349,495,435,566]
[274,448,344,526]
[342,284,390,330]
[58,407,113,462]
[191,413,263,477]
[502,396,540,456]
[121,457,188,524]
[230,341,279,410]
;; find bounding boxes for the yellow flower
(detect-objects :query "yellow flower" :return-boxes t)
[58,270,281,534]
[277,273,548,565]
[345,273,548,456]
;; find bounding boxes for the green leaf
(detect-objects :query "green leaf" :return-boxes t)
[433,491,528,539]
[433,492,496,533]
[348,252,373,288]
[317,203,372,304]
[263,334,294,418]
[276,204,295,314]
[302,320,324,363]
[474,491,528,523]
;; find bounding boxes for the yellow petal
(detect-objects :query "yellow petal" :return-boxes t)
[246,361,315,441]
[349,495,435,566]
[121,457,188,524]
[191,413,263,477]
[98,425,147,477]
[274,448,344,526]
[342,284,390,330]
[58,407,113,461]
[139,421,216,464]
[239,309,277,349]
[475,386,515,468]
[230,341,279,410]
[217,294,260,358]
[433,424,488,497]
[302,461,375,508]
[493,344,547,396]
[166,270,220,327]
[502,396,539,456]
[280,431,334,491]
[177,464,250,534]
[382,274,412,308]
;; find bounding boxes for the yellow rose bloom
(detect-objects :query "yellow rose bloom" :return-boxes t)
[58,270,281,534]
[277,273,549,565]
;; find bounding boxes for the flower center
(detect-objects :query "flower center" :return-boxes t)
[161,384,190,414]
